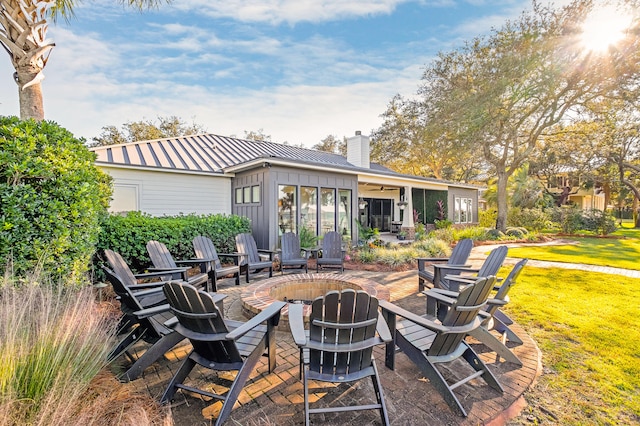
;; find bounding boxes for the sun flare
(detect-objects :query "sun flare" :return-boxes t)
[580,4,633,52]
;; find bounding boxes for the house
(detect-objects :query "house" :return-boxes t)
[91,132,480,250]
[542,171,606,210]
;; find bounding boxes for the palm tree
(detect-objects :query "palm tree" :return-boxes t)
[0,0,166,121]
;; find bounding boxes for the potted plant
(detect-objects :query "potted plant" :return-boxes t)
[397,231,408,241]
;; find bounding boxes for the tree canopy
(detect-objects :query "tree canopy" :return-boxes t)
[90,116,206,146]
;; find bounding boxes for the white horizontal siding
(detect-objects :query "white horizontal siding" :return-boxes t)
[100,167,231,216]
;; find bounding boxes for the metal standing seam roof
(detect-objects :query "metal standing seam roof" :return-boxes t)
[91,133,367,174]
[90,133,479,189]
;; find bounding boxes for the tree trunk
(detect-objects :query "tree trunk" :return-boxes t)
[15,65,45,121]
[495,170,509,232]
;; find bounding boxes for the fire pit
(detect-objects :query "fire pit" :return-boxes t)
[241,273,390,330]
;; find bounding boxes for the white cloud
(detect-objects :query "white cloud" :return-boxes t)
[171,0,413,25]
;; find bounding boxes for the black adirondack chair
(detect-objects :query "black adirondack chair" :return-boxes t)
[416,238,473,291]
[161,281,285,426]
[425,258,529,366]
[146,240,210,290]
[316,231,345,273]
[434,245,508,291]
[289,289,392,426]
[380,276,503,417]
[102,266,184,381]
[234,233,274,282]
[192,235,245,291]
[280,232,310,274]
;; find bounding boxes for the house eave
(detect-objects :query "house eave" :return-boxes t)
[95,162,235,178]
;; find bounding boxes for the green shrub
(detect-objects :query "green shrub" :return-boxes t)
[0,278,116,424]
[434,218,453,229]
[96,212,251,274]
[485,228,506,240]
[581,209,617,235]
[453,226,492,241]
[508,207,551,232]
[505,226,528,239]
[299,226,319,249]
[430,227,455,243]
[549,206,585,234]
[478,209,497,228]
[0,117,111,285]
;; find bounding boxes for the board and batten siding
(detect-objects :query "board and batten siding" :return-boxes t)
[100,166,232,216]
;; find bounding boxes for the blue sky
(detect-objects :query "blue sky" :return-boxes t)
[0,0,540,147]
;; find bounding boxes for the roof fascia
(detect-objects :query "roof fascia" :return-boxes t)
[95,162,235,178]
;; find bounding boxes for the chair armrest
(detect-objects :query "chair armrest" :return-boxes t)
[416,257,450,262]
[486,297,508,306]
[257,249,276,261]
[288,304,307,346]
[148,267,189,273]
[134,303,171,319]
[443,275,477,284]
[423,290,457,306]
[226,301,286,340]
[128,281,168,290]
[128,286,166,298]
[134,270,184,280]
[376,312,393,343]
[424,288,460,298]
[379,300,481,335]
[432,264,473,272]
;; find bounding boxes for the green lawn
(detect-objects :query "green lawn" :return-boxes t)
[507,226,640,270]
[503,231,640,424]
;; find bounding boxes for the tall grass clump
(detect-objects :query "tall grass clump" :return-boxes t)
[0,279,117,425]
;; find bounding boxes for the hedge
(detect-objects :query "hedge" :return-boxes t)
[95,211,252,274]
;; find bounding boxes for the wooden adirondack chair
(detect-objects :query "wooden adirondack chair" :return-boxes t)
[289,289,392,426]
[280,232,309,274]
[380,276,503,417]
[234,233,274,282]
[192,235,245,291]
[434,245,508,291]
[417,238,473,291]
[425,258,529,366]
[161,282,285,426]
[102,266,184,381]
[102,258,227,381]
[146,240,210,290]
[316,231,345,272]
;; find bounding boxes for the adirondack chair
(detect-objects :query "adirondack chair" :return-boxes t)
[146,240,210,291]
[289,289,392,426]
[434,245,508,292]
[280,232,310,274]
[192,235,245,291]
[103,249,177,309]
[316,231,345,272]
[102,266,183,381]
[160,281,285,426]
[425,259,529,366]
[235,233,275,282]
[102,261,227,381]
[417,238,473,291]
[380,276,503,417]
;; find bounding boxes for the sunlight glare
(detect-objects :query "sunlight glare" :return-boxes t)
[580,4,632,52]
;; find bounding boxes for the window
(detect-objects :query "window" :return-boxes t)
[321,188,335,233]
[252,185,260,203]
[243,187,251,204]
[454,197,473,224]
[278,185,296,234]
[300,186,317,236]
[235,187,243,204]
[338,189,351,236]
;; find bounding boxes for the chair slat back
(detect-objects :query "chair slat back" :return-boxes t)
[193,236,222,270]
[309,289,379,376]
[235,233,261,264]
[147,240,179,269]
[102,266,145,312]
[449,238,473,265]
[428,276,495,357]
[104,249,138,286]
[163,281,242,364]
[485,259,528,317]
[321,231,342,259]
[281,232,301,261]
[477,246,508,277]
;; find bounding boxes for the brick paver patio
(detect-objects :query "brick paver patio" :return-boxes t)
[121,265,541,425]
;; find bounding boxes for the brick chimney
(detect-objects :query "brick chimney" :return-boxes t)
[346,131,370,168]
